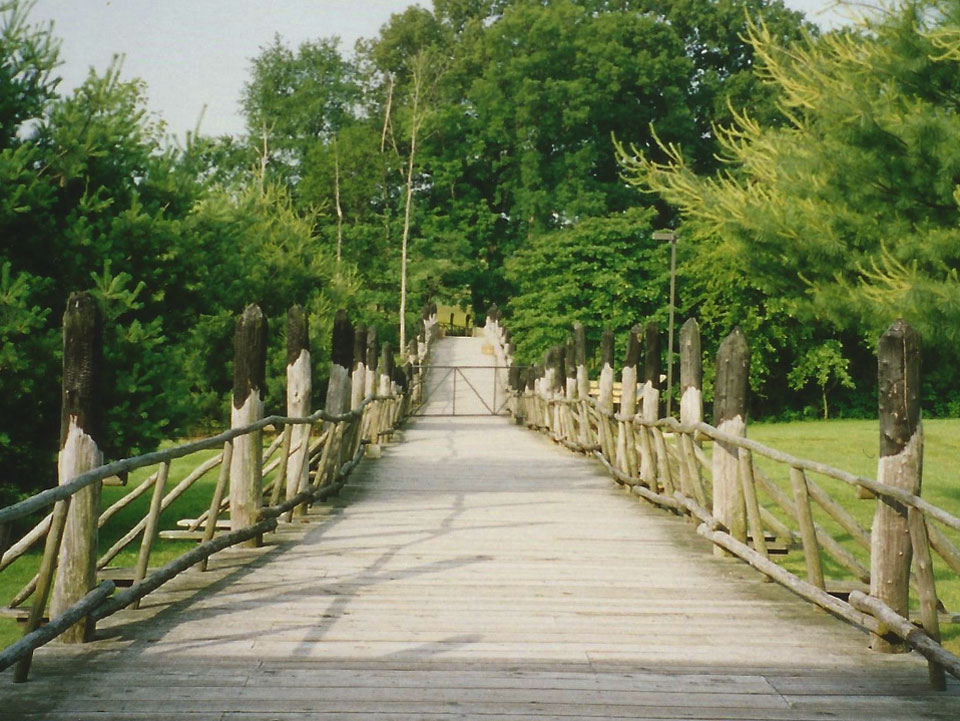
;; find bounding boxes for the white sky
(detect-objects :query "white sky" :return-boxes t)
[28,0,847,141]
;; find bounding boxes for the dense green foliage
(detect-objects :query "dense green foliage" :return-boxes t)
[619,0,960,416]
[8,0,960,503]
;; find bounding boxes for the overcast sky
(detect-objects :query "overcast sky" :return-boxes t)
[29,0,848,140]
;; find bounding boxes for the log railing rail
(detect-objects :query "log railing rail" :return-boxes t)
[0,299,439,682]
[486,310,960,691]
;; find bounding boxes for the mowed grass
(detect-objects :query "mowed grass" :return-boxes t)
[745,418,960,653]
[0,436,283,648]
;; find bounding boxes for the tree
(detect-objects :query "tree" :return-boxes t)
[617,1,960,413]
[241,35,360,192]
[787,340,854,419]
[505,208,661,362]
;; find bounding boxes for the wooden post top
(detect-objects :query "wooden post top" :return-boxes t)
[233,304,267,410]
[565,338,577,379]
[331,309,354,370]
[554,344,566,386]
[714,327,749,425]
[643,321,660,387]
[353,323,366,368]
[878,319,920,458]
[286,305,309,366]
[573,323,586,367]
[624,324,642,368]
[509,365,522,391]
[680,318,701,392]
[601,329,614,367]
[380,341,394,379]
[61,291,102,447]
[366,326,378,371]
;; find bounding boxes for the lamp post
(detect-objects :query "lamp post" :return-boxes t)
[652,230,678,417]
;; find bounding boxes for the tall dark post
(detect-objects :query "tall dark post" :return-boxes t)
[285,305,311,501]
[712,327,749,553]
[351,323,366,410]
[365,326,378,400]
[229,304,267,544]
[870,319,922,653]
[639,321,661,485]
[679,318,702,428]
[50,292,103,643]
[327,310,354,416]
[616,326,642,477]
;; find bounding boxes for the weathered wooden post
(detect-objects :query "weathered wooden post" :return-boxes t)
[553,344,566,438]
[327,310,353,416]
[229,304,267,544]
[286,305,311,503]
[50,292,103,644]
[509,365,524,425]
[365,326,379,400]
[351,323,366,411]
[364,327,380,454]
[564,337,578,441]
[870,319,922,653]
[679,319,702,430]
[379,341,395,437]
[321,311,353,484]
[597,329,616,462]
[678,319,707,507]
[615,326,641,478]
[524,366,537,427]
[712,327,749,554]
[573,323,591,447]
[639,322,660,487]
[542,347,558,436]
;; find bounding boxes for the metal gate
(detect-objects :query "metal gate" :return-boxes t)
[411,365,514,417]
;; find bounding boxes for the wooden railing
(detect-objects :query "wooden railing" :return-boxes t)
[485,312,960,690]
[0,298,439,682]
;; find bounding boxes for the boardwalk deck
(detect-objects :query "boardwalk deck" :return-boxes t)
[2,337,957,719]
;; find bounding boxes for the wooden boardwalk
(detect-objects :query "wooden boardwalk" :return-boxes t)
[2,337,957,719]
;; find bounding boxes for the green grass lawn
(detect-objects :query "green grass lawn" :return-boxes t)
[746,418,960,653]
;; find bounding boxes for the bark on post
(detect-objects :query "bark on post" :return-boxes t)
[509,365,524,425]
[327,310,353,416]
[870,319,922,653]
[573,323,591,446]
[615,326,641,477]
[639,322,660,487]
[678,318,707,507]
[524,366,537,427]
[563,337,578,441]
[543,346,560,435]
[229,304,266,545]
[285,306,311,503]
[379,341,395,437]
[50,292,103,644]
[365,326,379,400]
[679,319,703,430]
[351,323,366,411]
[597,329,616,461]
[712,327,749,555]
